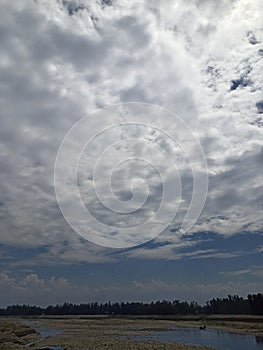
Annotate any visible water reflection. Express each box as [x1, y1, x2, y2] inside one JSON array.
[[256, 336, 263, 343], [22, 320, 64, 350], [129, 326, 263, 350]]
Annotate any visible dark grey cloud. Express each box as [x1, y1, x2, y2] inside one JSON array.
[[256, 100, 263, 114]]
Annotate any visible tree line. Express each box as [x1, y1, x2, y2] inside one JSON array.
[[0, 293, 262, 316]]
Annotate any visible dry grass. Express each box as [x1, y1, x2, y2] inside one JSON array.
[[0, 320, 40, 350], [27, 317, 215, 350]]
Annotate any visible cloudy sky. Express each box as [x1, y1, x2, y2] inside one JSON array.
[[0, 0, 263, 306]]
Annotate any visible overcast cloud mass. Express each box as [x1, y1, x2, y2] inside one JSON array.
[[0, 0, 262, 305]]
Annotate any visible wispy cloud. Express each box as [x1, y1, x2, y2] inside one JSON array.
[[220, 266, 263, 279]]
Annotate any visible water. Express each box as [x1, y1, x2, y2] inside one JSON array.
[[22, 320, 64, 349], [35, 325, 61, 338], [22, 320, 62, 337], [130, 326, 263, 350]]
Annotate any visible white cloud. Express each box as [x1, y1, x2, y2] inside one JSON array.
[[0, 273, 72, 306], [106, 278, 263, 303], [0, 0, 262, 260], [1, 272, 261, 305]]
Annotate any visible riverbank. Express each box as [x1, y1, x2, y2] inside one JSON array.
[[0, 320, 40, 350], [1, 315, 262, 349], [132, 314, 263, 337]]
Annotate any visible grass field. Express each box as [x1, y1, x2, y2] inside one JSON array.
[[0, 315, 262, 349]]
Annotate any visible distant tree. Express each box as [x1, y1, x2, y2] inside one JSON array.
[[1, 293, 263, 316]]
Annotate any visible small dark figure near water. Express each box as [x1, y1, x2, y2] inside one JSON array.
[[199, 325, 206, 330]]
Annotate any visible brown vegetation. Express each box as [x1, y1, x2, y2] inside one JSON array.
[[0, 321, 39, 349]]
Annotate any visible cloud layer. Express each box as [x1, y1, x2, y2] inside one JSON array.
[[0, 0, 262, 265]]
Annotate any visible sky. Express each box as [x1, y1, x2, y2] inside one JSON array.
[[0, 0, 262, 307]]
